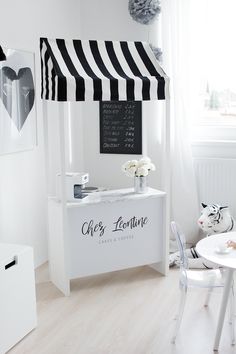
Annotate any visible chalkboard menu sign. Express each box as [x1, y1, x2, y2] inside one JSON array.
[[100, 101, 142, 154]]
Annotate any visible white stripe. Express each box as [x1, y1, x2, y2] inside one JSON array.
[[54, 75, 58, 101], [47, 57, 53, 100], [66, 42, 94, 101], [112, 41, 143, 100], [98, 41, 127, 100], [149, 77, 158, 100], [41, 42, 47, 99], [127, 42, 157, 100], [50, 40, 75, 101], [81, 40, 110, 101]]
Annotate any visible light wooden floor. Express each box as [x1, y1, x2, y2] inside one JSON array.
[[8, 264, 236, 354]]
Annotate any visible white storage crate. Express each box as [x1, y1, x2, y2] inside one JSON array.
[[0, 244, 37, 354]]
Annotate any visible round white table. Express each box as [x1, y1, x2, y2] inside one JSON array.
[[196, 232, 236, 351]]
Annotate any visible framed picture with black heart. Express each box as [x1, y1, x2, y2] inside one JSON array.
[[0, 47, 37, 154]]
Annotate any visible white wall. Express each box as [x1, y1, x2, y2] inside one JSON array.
[[0, 0, 84, 267], [192, 142, 236, 219]]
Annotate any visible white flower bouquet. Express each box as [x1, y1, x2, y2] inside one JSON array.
[[122, 156, 156, 178]]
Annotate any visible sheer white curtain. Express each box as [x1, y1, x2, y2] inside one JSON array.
[[161, 0, 200, 246]]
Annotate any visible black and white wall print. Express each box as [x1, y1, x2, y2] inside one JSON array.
[[0, 48, 36, 154]]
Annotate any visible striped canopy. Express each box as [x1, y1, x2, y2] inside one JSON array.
[[40, 38, 167, 102]]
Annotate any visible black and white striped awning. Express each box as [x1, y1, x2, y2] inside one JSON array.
[[40, 38, 167, 102]]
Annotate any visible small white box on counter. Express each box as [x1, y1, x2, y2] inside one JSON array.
[[56, 172, 89, 201]]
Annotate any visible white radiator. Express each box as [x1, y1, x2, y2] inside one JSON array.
[[194, 158, 236, 217]]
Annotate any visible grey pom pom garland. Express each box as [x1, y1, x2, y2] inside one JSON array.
[[128, 0, 161, 25]]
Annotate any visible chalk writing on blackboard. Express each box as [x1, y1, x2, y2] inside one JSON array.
[[100, 101, 142, 154]]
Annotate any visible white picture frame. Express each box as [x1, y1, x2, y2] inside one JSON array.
[[0, 48, 37, 155]]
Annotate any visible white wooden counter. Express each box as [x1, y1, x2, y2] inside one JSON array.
[[48, 188, 167, 295]]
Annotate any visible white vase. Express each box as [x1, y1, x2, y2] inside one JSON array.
[[134, 176, 148, 193]]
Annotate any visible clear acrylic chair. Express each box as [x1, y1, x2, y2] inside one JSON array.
[[170, 221, 235, 344]]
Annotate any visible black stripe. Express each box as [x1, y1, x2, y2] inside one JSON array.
[[120, 41, 150, 100], [44, 50, 50, 100], [190, 247, 196, 258], [41, 38, 67, 101], [51, 67, 56, 100], [192, 247, 199, 258], [230, 218, 234, 231], [203, 262, 212, 269], [73, 40, 102, 101], [105, 41, 134, 100], [56, 39, 85, 101], [89, 40, 119, 100], [134, 42, 165, 100], [135, 42, 162, 76], [216, 212, 221, 224]]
